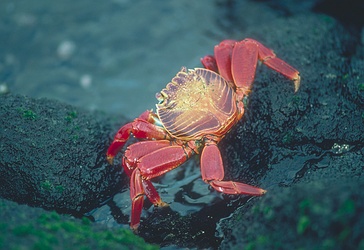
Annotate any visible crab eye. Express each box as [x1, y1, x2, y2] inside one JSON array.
[[156, 92, 165, 104]]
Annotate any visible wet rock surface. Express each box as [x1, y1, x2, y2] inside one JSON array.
[[0, 0, 363, 249]]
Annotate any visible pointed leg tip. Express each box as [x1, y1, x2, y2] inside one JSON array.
[[294, 75, 301, 93], [130, 224, 140, 233], [260, 188, 267, 195], [157, 200, 169, 208], [106, 155, 114, 165]]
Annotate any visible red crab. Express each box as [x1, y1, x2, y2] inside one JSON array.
[[107, 38, 300, 230]]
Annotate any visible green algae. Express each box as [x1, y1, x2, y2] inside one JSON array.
[[0, 200, 158, 250]]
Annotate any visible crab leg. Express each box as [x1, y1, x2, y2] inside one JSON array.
[[201, 39, 237, 83], [123, 140, 173, 176], [107, 110, 170, 164], [129, 169, 145, 230], [231, 38, 300, 95], [212, 39, 238, 82], [129, 168, 169, 230], [127, 143, 194, 229], [200, 140, 266, 195], [137, 145, 194, 179], [202, 38, 300, 95]]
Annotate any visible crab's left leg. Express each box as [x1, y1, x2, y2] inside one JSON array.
[[200, 140, 266, 195], [123, 140, 173, 176], [118, 140, 174, 230], [127, 141, 195, 229], [129, 168, 169, 230]]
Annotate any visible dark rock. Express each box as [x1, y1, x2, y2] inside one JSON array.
[[0, 94, 126, 215], [215, 2, 364, 249], [219, 8, 364, 189], [218, 179, 364, 250]]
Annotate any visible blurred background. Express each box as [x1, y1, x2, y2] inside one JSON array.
[[0, 0, 236, 118]]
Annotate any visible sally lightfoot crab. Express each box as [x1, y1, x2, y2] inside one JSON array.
[[107, 38, 300, 230]]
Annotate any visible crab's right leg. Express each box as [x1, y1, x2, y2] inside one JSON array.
[[106, 110, 171, 164]]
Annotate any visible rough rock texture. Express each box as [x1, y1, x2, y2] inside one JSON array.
[[0, 94, 126, 215], [215, 1, 364, 249], [218, 180, 364, 250], [219, 1, 364, 192]]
